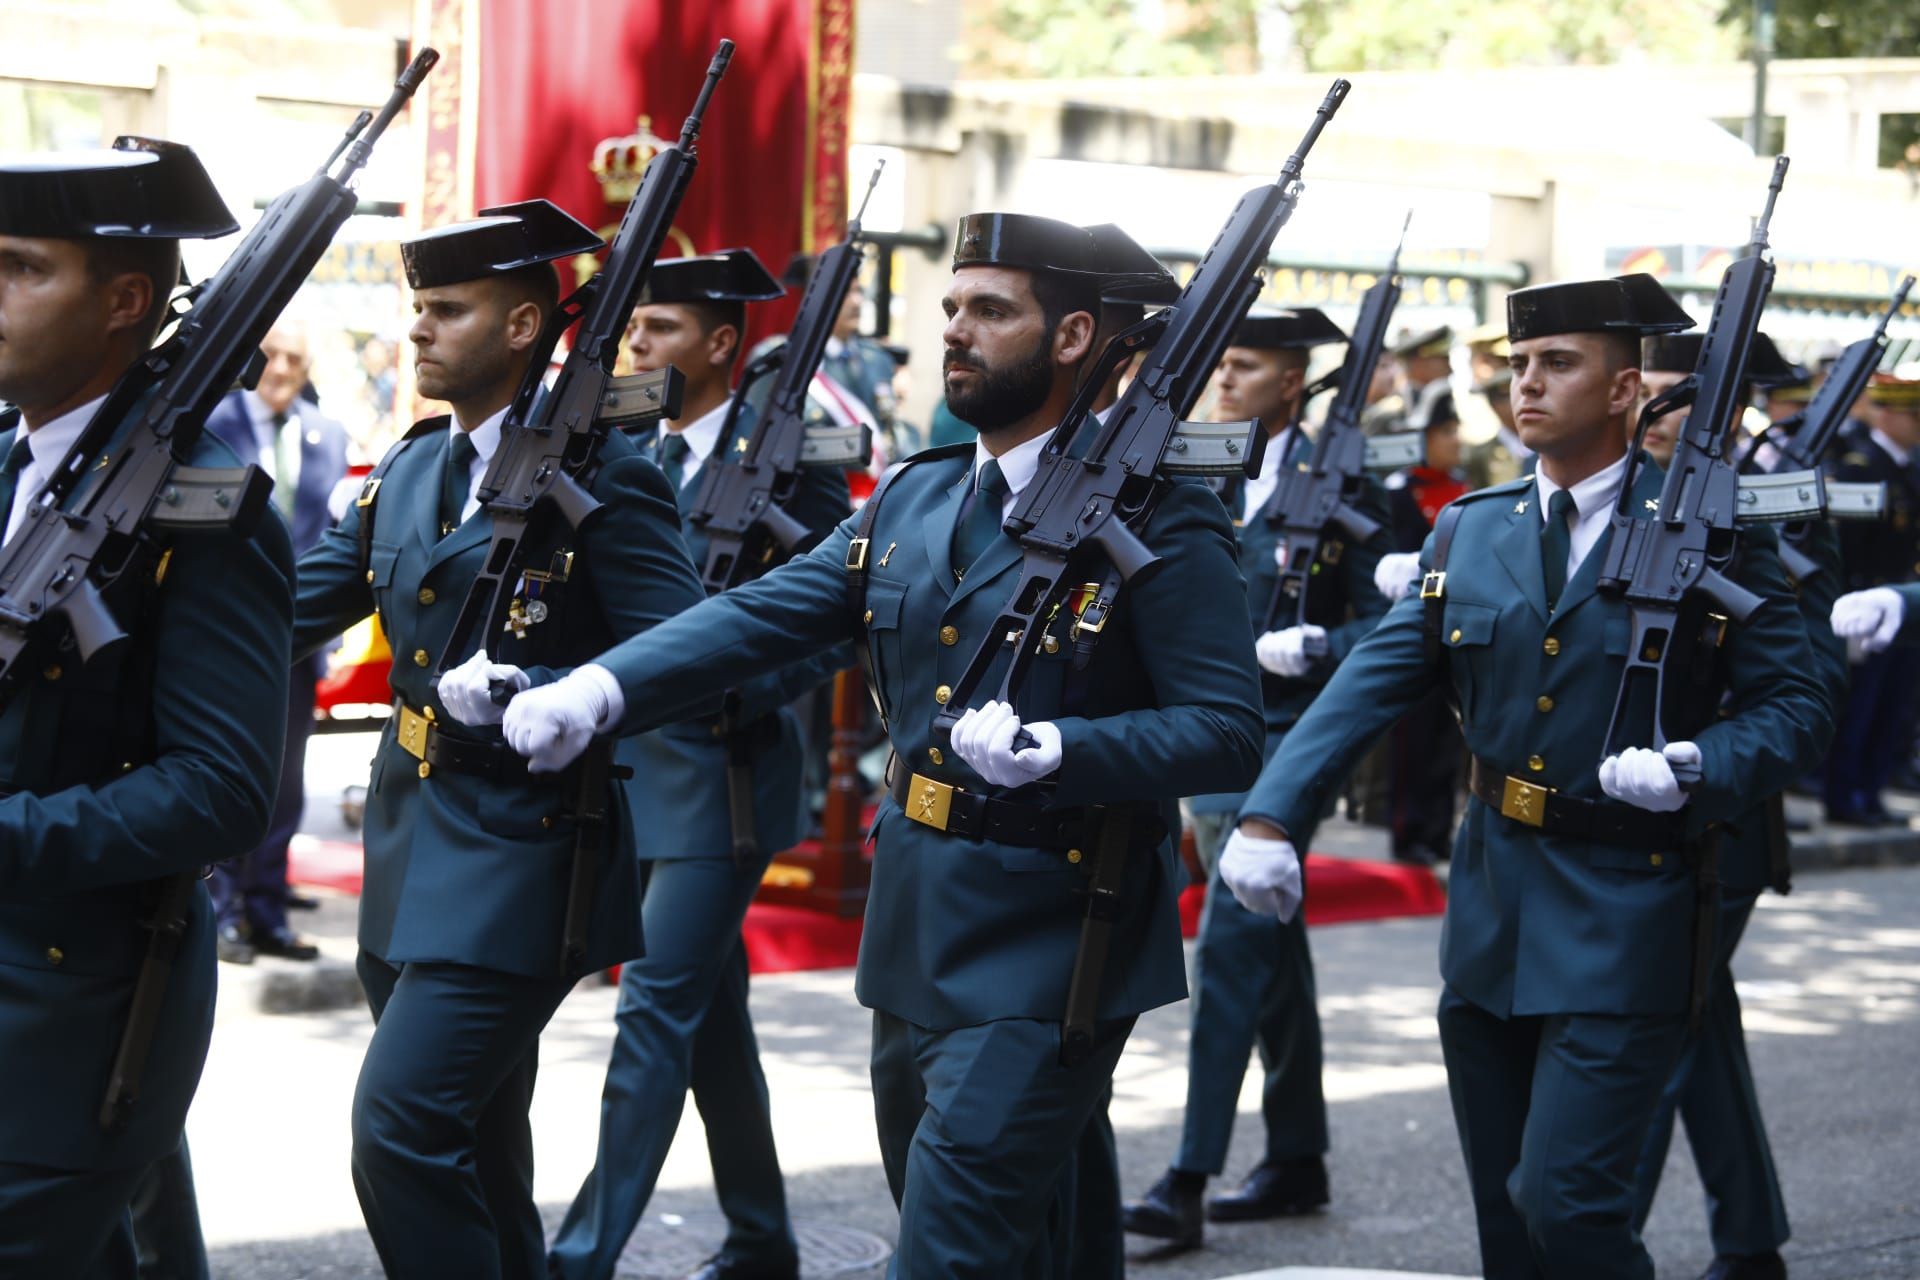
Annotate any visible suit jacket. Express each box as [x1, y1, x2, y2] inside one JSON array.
[[1188, 428, 1392, 814], [0, 421, 294, 1171], [1832, 432, 1920, 591], [202, 389, 350, 556], [292, 422, 705, 977], [618, 404, 852, 860], [1240, 464, 1831, 1018], [580, 447, 1265, 1029]]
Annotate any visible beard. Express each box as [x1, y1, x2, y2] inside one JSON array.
[[944, 333, 1053, 434]]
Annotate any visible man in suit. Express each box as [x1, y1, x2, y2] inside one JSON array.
[[201, 317, 349, 963], [1123, 306, 1387, 1249], [548, 249, 851, 1280], [463, 211, 1266, 1278], [290, 200, 708, 1278], [1218, 274, 1830, 1279], [0, 140, 294, 1277], [1823, 376, 1920, 824]]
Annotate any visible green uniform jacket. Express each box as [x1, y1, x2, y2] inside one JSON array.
[[583, 450, 1266, 1029], [0, 424, 294, 1170], [620, 406, 852, 860], [293, 422, 705, 977], [1189, 429, 1392, 814], [1241, 466, 1831, 1018]]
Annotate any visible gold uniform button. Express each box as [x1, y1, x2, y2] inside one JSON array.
[[1450, 628, 1462, 644], [1543, 637, 1561, 656], [927, 747, 945, 766], [940, 625, 959, 646], [1650, 853, 1665, 867], [418, 588, 436, 606], [1042, 634, 1061, 655], [541, 815, 554, 829], [413, 649, 430, 668], [934, 685, 951, 705], [863, 609, 874, 625], [417, 762, 432, 779], [1527, 754, 1545, 772], [366, 570, 376, 584], [1536, 696, 1554, 712], [44, 947, 63, 966], [42, 665, 61, 681], [1067, 848, 1083, 865]]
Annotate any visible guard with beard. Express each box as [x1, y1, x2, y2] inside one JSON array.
[[0, 140, 294, 1276], [1123, 306, 1383, 1250], [1216, 274, 1829, 1279], [290, 201, 708, 1277], [458, 211, 1264, 1278]]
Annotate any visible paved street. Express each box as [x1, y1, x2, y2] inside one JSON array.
[[190, 843, 1920, 1278]]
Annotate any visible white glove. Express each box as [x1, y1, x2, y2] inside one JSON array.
[[437, 649, 529, 727], [948, 700, 1062, 789], [500, 665, 622, 774], [1830, 587, 1904, 659], [1254, 625, 1326, 678], [1219, 827, 1304, 921], [1374, 551, 1422, 602], [1597, 741, 1700, 813]]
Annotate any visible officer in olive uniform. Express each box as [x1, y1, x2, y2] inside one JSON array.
[[0, 142, 295, 1276], [1123, 306, 1384, 1249], [1218, 274, 1830, 1279], [289, 202, 708, 1278], [1824, 376, 1920, 824], [550, 249, 852, 1280], [1626, 328, 1839, 1280], [469, 212, 1265, 1278]]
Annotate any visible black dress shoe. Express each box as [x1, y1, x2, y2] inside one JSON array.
[[682, 1255, 799, 1280], [1120, 1169, 1203, 1248], [1698, 1251, 1786, 1280], [1205, 1156, 1329, 1221], [285, 891, 321, 912], [251, 926, 319, 962], [216, 923, 255, 966]]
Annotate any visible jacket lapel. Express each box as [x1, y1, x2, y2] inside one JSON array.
[[1490, 478, 1549, 623], [950, 527, 1022, 609], [919, 463, 971, 598], [414, 430, 452, 553], [1553, 459, 1662, 622], [424, 508, 495, 575]]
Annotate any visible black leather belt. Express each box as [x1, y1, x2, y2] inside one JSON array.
[[394, 701, 535, 785], [1469, 756, 1685, 850], [886, 758, 1163, 853]]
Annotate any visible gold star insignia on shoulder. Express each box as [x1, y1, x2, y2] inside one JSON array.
[[1514, 499, 1529, 514], [1644, 499, 1659, 511]]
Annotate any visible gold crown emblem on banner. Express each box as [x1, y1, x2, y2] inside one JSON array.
[[591, 116, 670, 205]]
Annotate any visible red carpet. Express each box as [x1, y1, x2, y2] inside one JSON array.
[[290, 838, 1444, 976]]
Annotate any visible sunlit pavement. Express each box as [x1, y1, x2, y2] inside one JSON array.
[[189, 841, 1920, 1278]]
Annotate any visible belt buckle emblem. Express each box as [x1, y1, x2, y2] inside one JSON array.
[[907, 773, 955, 832], [1500, 775, 1547, 828], [396, 705, 431, 761]]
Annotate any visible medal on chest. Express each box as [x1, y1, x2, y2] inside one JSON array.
[[505, 550, 573, 639]]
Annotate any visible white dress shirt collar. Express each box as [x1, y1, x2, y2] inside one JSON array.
[[1871, 427, 1912, 468], [1533, 450, 1630, 579], [659, 396, 732, 472], [6, 394, 106, 543], [1240, 423, 1297, 520], [972, 428, 1052, 517], [450, 406, 509, 523]]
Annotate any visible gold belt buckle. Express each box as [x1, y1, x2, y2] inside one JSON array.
[[1419, 570, 1447, 600], [904, 772, 956, 832], [395, 703, 433, 762], [1499, 774, 1548, 828]]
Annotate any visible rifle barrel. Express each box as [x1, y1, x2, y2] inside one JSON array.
[[680, 39, 736, 147], [1279, 79, 1349, 181]]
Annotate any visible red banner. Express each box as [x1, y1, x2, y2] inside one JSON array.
[[412, 0, 853, 346]]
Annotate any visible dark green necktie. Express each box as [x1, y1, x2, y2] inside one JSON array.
[[1541, 487, 1576, 610], [657, 431, 691, 491], [439, 431, 477, 536], [0, 434, 32, 534], [951, 458, 1008, 581]]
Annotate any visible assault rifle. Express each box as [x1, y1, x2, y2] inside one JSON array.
[[0, 53, 439, 1133], [1262, 216, 1410, 641], [441, 40, 732, 974], [685, 160, 884, 593], [1737, 275, 1914, 581], [0, 51, 436, 713], [1595, 156, 1789, 777], [910, 81, 1348, 1068], [437, 40, 733, 676]]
